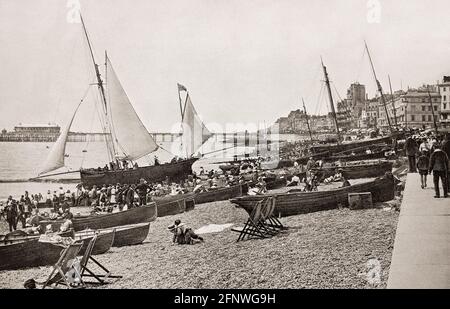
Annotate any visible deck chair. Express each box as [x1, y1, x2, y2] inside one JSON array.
[[79, 233, 122, 285], [232, 199, 270, 242], [261, 197, 285, 232], [41, 242, 85, 289]]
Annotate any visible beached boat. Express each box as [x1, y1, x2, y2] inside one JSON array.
[[313, 160, 393, 179], [194, 183, 248, 205], [0, 238, 72, 270], [75, 223, 150, 247], [38, 202, 157, 232], [76, 229, 115, 256], [309, 135, 394, 154], [323, 150, 387, 162], [154, 194, 195, 217], [230, 173, 395, 217], [0, 230, 114, 270]]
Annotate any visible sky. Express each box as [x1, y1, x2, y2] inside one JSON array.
[[1, 0, 449, 133]]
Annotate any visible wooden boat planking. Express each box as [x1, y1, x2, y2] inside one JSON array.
[[153, 194, 195, 217], [38, 202, 157, 232], [312, 161, 393, 180], [230, 174, 395, 217], [194, 183, 248, 205], [75, 223, 150, 247], [80, 157, 199, 187], [0, 230, 114, 270]]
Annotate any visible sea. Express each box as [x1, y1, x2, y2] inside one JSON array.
[[0, 134, 305, 200]]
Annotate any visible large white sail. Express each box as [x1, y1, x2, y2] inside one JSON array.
[[39, 102, 81, 175], [106, 56, 159, 160], [181, 93, 212, 157]]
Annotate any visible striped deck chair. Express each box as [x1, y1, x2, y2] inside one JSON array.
[[232, 199, 269, 242], [79, 233, 122, 285], [260, 197, 285, 233], [41, 242, 85, 289]]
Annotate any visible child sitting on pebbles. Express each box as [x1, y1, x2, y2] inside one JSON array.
[[168, 219, 204, 245]]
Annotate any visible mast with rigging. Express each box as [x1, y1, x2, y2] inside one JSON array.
[[80, 14, 116, 161], [302, 97, 313, 142], [321, 57, 341, 142], [388, 75, 398, 128], [364, 41, 393, 133]]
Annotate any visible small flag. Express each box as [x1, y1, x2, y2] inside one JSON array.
[[177, 83, 187, 92]]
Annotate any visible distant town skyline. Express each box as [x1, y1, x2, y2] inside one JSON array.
[[1, 0, 449, 133]]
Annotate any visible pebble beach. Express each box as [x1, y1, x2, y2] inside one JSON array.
[[0, 198, 400, 289]]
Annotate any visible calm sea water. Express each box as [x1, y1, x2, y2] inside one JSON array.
[[0, 134, 304, 200]]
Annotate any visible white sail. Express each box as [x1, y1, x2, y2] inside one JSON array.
[[39, 102, 81, 175], [181, 93, 213, 157], [106, 56, 159, 160]]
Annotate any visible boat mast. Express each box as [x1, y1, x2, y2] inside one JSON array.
[[321, 57, 341, 142], [388, 75, 398, 128], [427, 86, 439, 135], [302, 97, 313, 142], [80, 14, 116, 161], [364, 41, 393, 133]]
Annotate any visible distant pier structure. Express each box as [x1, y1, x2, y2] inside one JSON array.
[[0, 124, 276, 145]]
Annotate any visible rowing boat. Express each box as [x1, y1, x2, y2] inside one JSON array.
[[230, 173, 395, 217], [154, 194, 195, 217], [309, 135, 394, 154], [39, 202, 157, 232], [75, 223, 150, 247], [0, 230, 114, 271], [194, 183, 248, 204], [313, 160, 393, 179]]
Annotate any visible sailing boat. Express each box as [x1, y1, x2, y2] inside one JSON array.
[[38, 15, 200, 186], [309, 56, 395, 155]]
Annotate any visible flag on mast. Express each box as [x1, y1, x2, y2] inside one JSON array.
[[177, 83, 187, 92]]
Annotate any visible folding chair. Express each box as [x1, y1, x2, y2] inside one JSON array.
[[79, 233, 122, 285], [232, 199, 270, 242], [261, 197, 285, 232], [41, 242, 85, 289]]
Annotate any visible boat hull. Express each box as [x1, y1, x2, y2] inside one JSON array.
[[313, 161, 393, 179], [309, 136, 393, 154], [154, 194, 195, 217], [80, 158, 199, 187], [76, 223, 150, 247], [0, 239, 67, 270], [76, 230, 115, 256], [231, 174, 395, 217], [194, 183, 248, 205], [39, 202, 157, 232]]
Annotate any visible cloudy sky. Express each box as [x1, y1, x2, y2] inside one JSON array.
[[0, 0, 449, 132]]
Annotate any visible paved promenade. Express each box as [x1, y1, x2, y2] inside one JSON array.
[[387, 173, 449, 288]]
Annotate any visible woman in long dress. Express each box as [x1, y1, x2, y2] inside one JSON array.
[[110, 186, 117, 204]]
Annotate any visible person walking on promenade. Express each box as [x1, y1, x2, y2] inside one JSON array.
[[405, 135, 418, 172], [417, 150, 430, 189], [429, 145, 449, 198], [441, 133, 450, 191]]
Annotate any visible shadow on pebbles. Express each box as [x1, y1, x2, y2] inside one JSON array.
[[0, 200, 399, 289]]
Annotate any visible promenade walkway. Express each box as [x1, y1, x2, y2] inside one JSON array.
[[387, 173, 449, 288]]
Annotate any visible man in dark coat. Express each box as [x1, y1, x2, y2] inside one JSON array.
[[405, 136, 418, 172], [429, 145, 449, 198], [5, 198, 18, 232], [136, 179, 151, 205], [441, 134, 450, 191]]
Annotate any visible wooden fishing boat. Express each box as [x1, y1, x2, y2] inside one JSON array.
[[80, 158, 198, 187], [194, 183, 248, 205], [313, 161, 393, 179], [38, 202, 157, 232], [230, 173, 395, 217], [0, 238, 73, 270], [0, 230, 114, 270], [323, 150, 387, 162], [309, 135, 394, 154], [75, 223, 150, 247], [153, 194, 195, 217], [36, 17, 210, 188]]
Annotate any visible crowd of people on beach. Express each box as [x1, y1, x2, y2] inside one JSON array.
[[405, 132, 450, 198]]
